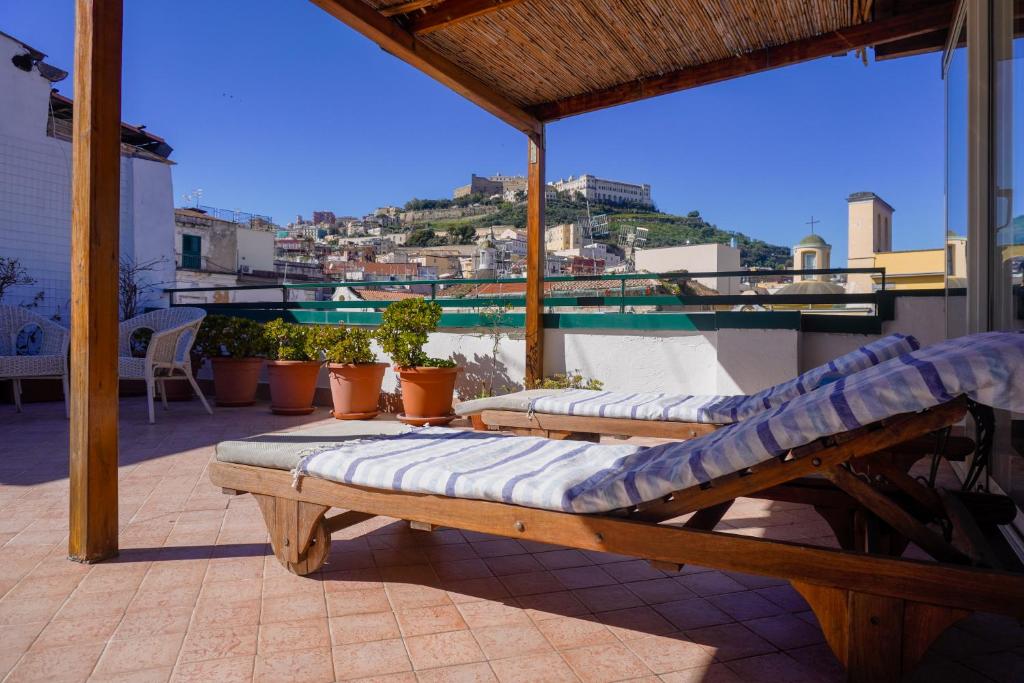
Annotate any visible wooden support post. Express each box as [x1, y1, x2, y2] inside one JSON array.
[[524, 126, 545, 386], [254, 494, 331, 575], [793, 581, 968, 682], [68, 0, 123, 563]]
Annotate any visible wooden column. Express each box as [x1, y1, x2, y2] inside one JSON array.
[[69, 0, 123, 563], [524, 126, 545, 386]]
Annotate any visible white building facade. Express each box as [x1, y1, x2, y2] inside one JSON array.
[[0, 33, 176, 320], [634, 243, 742, 294], [550, 174, 653, 207]]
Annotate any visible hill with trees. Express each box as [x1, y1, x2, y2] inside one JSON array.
[[402, 195, 791, 270]]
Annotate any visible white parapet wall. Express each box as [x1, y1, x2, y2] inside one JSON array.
[[800, 294, 948, 372], [197, 292, 950, 407], [241, 325, 801, 402]]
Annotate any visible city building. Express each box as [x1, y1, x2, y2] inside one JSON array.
[[496, 228, 527, 257], [565, 255, 605, 275], [550, 174, 653, 207], [845, 192, 968, 292], [0, 32, 176, 318], [324, 260, 429, 282], [545, 223, 586, 251], [173, 207, 277, 303], [634, 243, 742, 294], [311, 210, 336, 226], [553, 242, 621, 270], [453, 173, 526, 198], [274, 259, 323, 284]]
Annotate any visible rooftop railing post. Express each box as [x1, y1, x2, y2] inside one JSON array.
[[430, 283, 437, 300], [619, 277, 626, 314]]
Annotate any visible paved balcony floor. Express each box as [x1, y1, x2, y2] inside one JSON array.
[[0, 397, 1022, 682]]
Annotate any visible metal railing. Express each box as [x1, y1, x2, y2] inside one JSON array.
[[179, 253, 202, 270], [165, 267, 887, 317]]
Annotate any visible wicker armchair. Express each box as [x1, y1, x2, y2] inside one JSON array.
[[0, 305, 70, 417], [118, 307, 213, 423]]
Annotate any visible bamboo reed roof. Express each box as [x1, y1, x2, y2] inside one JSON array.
[[317, 0, 953, 130], [373, 0, 854, 108]]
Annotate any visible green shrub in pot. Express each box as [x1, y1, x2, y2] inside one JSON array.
[[262, 319, 323, 415], [374, 298, 458, 425], [193, 315, 269, 407], [320, 326, 387, 420]]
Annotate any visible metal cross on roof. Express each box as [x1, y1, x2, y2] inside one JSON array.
[[806, 216, 820, 233]]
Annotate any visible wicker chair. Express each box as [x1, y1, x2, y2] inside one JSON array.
[[0, 305, 70, 417], [119, 307, 213, 424]]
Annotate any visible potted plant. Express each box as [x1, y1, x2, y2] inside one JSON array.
[[527, 371, 604, 391], [194, 315, 268, 407], [263, 319, 322, 415], [321, 326, 387, 420], [375, 298, 459, 426]]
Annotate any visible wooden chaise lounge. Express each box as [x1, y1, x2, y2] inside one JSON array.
[[210, 398, 1024, 682], [458, 333, 925, 442], [211, 332, 1024, 681]]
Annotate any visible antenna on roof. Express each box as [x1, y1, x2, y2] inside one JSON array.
[[617, 222, 648, 272], [181, 188, 203, 208]]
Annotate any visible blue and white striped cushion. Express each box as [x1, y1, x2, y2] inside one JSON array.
[[297, 332, 1024, 514], [528, 333, 920, 423]]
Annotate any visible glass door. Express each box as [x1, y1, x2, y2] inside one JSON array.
[[944, 5, 968, 338], [989, 0, 1024, 510]]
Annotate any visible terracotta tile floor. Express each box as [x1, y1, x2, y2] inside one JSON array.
[[1, 398, 1023, 682]]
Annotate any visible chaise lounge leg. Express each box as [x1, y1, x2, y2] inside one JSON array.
[[792, 581, 968, 682], [253, 494, 331, 575]]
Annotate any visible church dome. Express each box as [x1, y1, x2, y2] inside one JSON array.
[[775, 280, 845, 296], [796, 233, 828, 248]]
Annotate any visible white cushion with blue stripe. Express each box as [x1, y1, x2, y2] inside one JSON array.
[[526, 333, 920, 424], [296, 332, 1024, 513]]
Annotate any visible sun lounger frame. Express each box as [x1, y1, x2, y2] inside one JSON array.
[[208, 397, 1024, 682]]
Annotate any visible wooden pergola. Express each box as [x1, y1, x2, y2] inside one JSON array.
[[68, 0, 954, 560]]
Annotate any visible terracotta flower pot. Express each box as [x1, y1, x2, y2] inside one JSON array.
[[266, 360, 321, 415], [327, 362, 387, 420], [211, 357, 264, 407], [396, 366, 460, 426]]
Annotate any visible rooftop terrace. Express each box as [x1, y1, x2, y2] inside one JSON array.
[[1, 398, 1020, 682]]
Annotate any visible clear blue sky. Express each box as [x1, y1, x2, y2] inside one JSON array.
[[1, 0, 946, 263]]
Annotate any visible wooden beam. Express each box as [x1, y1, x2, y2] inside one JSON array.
[[407, 0, 526, 35], [69, 0, 123, 563], [309, 0, 541, 135], [874, 28, 948, 60], [380, 0, 443, 17], [524, 127, 545, 386], [530, 2, 955, 121], [825, 465, 969, 565]]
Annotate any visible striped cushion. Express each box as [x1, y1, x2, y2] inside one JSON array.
[[296, 332, 1024, 513], [527, 333, 920, 423]]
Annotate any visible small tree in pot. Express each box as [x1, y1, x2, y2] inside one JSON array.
[[321, 326, 387, 420], [194, 315, 269, 406], [263, 319, 324, 415], [374, 298, 459, 426]]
